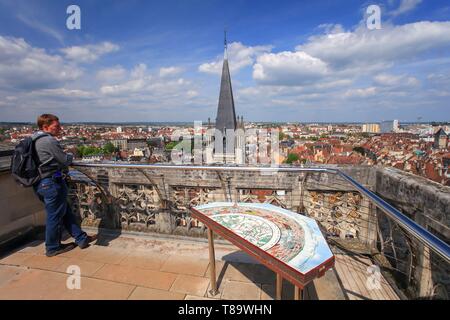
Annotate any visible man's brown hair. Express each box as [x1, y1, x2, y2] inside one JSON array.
[[37, 114, 59, 130]]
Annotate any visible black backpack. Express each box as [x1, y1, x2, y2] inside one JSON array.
[[10, 134, 47, 187]]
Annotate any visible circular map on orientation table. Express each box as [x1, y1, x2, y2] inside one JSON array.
[[197, 203, 306, 263], [193, 202, 334, 274], [211, 214, 281, 250]]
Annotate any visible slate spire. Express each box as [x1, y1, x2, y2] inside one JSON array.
[[215, 30, 237, 133]]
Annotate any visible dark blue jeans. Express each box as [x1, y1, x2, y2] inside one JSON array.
[[33, 177, 87, 254]]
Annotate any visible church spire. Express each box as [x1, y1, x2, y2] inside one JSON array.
[[224, 28, 228, 60], [215, 29, 237, 134]]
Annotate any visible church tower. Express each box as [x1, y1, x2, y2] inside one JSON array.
[[213, 30, 244, 164]]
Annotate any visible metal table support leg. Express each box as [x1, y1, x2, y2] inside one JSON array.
[[208, 227, 219, 296], [294, 286, 303, 300], [276, 273, 283, 300]]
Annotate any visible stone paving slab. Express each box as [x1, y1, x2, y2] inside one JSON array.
[[119, 251, 169, 271], [185, 295, 217, 300], [129, 287, 186, 300], [21, 254, 69, 272], [0, 252, 33, 266], [82, 246, 129, 265], [0, 265, 27, 287], [220, 279, 262, 300], [0, 233, 353, 300], [160, 255, 210, 277], [55, 258, 105, 277], [170, 274, 210, 296], [93, 264, 178, 290], [0, 265, 135, 300]]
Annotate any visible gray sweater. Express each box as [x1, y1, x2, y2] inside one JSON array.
[[32, 131, 73, 179]]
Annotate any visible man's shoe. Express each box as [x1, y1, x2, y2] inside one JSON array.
[[46, 243, 76, 257], [78, 235, 97, 249]]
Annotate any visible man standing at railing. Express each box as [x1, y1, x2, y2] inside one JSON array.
[[32, 114, 96, 257]]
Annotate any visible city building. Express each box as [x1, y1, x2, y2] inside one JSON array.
[[127, 138, 147, 151], [434, 128, 449, 149], [381, 120, 399, 133], [362, 123, 380, 133], [111, 139, 128, 151]]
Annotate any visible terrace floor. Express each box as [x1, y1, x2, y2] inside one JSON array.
[[0, 231, 400, 300]]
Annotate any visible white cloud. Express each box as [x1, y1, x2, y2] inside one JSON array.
[[61, 42, 119, 63], [130, 63, 148, 79], [186, 90, 198, 98], [253, 51, 328, 86], [0, 35, 82, 90], [159, 66, 183, 77], [99, 63, 195, 100], [250, 21, 450, 88], [373, 73, 420, 87], [100, 64, 149, 95], [17, 14, 64, 44], [96, 66, 127, 83], [317, 23, 345, 34], [297, 21, 450, 69], [29, 88, 95, 99], [344, 87, 378, 98], [101, 79, 146, 95], [199, 42, 272, 74], [390, 0, 422, 17]]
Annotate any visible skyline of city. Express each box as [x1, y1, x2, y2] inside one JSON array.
[[0, 0, 449, 122]]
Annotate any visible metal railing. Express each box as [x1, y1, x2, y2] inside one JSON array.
[[72, 162, 450, 264]]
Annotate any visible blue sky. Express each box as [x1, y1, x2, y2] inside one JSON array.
[[0, 0, 449, 122]]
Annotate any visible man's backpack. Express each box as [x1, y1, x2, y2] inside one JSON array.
[[10, 134, 47, 187]]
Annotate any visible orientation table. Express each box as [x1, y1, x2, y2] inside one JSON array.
[[191, 202, 335, 300]]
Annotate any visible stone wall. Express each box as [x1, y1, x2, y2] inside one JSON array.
[[0, 171, 46, 245], [375, 167, 450, 299], [69, 166, 377, 241]]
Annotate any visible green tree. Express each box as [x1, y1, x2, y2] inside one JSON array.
[[284, 153, 299, 164], [165, 141, 178, 150], [103, 142, 117, 154], [77, 145, 103, 157], [353, 146, 365, 155]]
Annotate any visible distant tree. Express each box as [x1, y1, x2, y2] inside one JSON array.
[[279, 131, 286, 141], [353, 146, 366, 155], [360, 132, 370, 138], [103, 142, 117, 154], [165, 141, 179, 150], [285, 153, 299, 164], [77, 145, 103, 157]]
